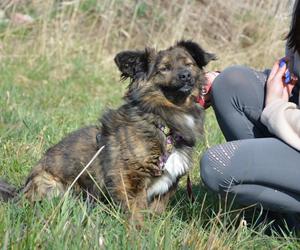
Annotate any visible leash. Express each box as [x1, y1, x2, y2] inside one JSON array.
[[186, 174, 195, 203]]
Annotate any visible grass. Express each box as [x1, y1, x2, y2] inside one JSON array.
[[0, 0, 299, 249]]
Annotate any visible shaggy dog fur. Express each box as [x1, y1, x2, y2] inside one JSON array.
[[0, 41, 215, 221]]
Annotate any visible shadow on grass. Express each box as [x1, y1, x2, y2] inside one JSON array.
[[168, 181, 300, 239], [168, 181, 221, 222]]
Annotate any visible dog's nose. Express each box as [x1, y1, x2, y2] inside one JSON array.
[[178, 70, 192, 82]]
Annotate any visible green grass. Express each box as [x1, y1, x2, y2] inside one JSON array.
[[1, 54, 299, 249], [0, 0, 299, 248]]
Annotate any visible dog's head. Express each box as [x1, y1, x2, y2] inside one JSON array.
[[115, 40, 216, 105]]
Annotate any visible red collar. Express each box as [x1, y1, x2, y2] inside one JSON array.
[[196, 95, 205, 108]]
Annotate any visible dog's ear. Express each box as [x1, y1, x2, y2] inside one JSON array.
[[114, 48, 155, 81], [177, 40, 217, 68]]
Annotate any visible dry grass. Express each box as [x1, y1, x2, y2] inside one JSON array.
[[0, 0, 291, 70]]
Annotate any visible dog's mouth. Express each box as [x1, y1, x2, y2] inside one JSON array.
[[160, 79, 195, 104], [178, 84, 193, 94], [162, 79, 195, 94]]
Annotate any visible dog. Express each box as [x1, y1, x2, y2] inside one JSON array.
[[0, 40, 215, 221]]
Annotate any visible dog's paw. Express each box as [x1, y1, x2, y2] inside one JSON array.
[[150, 165, 164, 177], [152, 169, 163, 177]]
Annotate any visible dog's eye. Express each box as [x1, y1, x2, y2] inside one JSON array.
[[160, 65, 172, 72], [185, 63, 194, 67], [128, 58, 135, 63]]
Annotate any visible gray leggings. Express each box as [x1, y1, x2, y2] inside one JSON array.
[[200, 65, 300, 213]]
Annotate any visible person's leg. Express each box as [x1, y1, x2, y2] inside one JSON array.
[[211, 65, 272, 141], [202, 65, 300, 230], [201, 138, 300, 213]]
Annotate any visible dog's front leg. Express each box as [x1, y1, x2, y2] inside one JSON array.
[[148, 183, 177, 214], [127, 189, 149, 228], [159, 109, 200, 147], [110, 174, 148, 228]]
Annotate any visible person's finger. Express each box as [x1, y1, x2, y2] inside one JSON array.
[[290, 78, 298, 86], [273, 61, 287, 81], [286, 77, 298, 96], [291, 75, 298, 85], [283, 86, 290, 100], [268, 60, 280, 80], [287, 85, 294, 96]]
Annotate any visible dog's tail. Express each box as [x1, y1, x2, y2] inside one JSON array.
[[0, 179, 18, 202]]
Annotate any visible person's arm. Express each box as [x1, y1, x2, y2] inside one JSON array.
[[261, 99, 300, 150], [261, 60, 300, 150]]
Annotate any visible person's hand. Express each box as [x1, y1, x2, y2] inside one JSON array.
[[201, 71, 220, 109], [265, 60, 298, 107]]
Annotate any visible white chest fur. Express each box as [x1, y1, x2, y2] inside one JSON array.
[[184, 114, 195, 129], [146, 149, 191, 201]]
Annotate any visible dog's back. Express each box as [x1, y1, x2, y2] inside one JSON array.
[[22, 125, 104, 201]]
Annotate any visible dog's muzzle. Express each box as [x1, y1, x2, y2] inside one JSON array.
[[177, 69, 194, 94]]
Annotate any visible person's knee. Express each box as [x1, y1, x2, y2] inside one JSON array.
[[200, 148, 222, 193], [211, 65, 251, 102]]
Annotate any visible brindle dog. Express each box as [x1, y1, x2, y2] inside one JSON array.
[[0, 41, 215, 220]]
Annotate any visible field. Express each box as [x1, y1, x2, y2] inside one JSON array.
[[0, 0, 298, 249]]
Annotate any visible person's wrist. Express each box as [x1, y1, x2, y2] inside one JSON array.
[[265, 98, 285, 108]]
